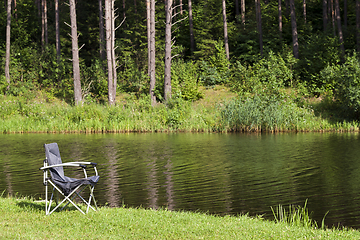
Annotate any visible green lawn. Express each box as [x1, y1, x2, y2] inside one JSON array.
[[1, 197, 360, 239]]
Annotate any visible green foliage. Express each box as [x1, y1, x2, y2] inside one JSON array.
[[171, 60, 203, 101], [320, 53, 360, 119], [196, 40, 230, 86], [230, 51, 294, 99], [297, 34, 340, 95]]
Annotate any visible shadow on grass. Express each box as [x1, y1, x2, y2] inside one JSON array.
[[309, 97, 359, 124], [16, 200, 81, 213]]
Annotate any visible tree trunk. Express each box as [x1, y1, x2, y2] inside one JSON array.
[[357, 0, 360, 52], [111, 0, 117, 91], [99, 0, 105, 60], [69, 0, 82, 104], [188, 0, 195, 53], [331, 0, 336, 36], [164, 0, 173, 102], [255, 0, 263, 56], [241, 0, 245, 27], [105, 0, 115, 105], [323, 0, 327, 32], [55, 0, 60, 61], [335, 0, 345, 60], [148, 0, 156, 106], [303, 0, 306, 24], [147, 0, 150, 76], [222, 0, 229, 60], [5, 0, 11, 90], [41, 0, 48, 49], [290, 0, 299, 59], [279, 0, 282, 39]]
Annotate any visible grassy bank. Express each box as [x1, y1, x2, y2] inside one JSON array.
[[1, 87, 360, 133], [1, 197, 359, 239]]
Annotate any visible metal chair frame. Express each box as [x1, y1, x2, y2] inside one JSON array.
[[40, 160, 99, 215]]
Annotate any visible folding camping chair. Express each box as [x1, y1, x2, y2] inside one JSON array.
[[39, 143, 100, 215]]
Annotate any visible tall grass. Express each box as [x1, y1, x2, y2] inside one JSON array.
[[271, 200, 328, 229], [0, 96, 217, 133], [1, 93, 360, 133], [220, 95, 317, 132]]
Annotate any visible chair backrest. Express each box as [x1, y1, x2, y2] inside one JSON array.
[[44, 143, 65, 180]]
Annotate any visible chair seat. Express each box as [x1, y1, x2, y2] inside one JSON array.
[[53, 175, 100, 196]]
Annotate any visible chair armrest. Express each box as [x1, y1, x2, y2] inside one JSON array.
[[40, 163, 85, 170], [66, 162, 97, 166], [40, 162, 97, 170]]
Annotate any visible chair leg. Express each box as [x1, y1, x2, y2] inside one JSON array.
[[45, 181, 97, 215]]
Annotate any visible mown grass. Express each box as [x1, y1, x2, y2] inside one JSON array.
[[1, 197, 359, 239], [1, 87, 360, 133]]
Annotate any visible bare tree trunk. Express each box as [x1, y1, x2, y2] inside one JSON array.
[[222, 0, 229, 60], [241, 0, 245, 27], [279, 0, 282, 39], [44, 0, 48, 45], [99, 0, 105, 60], [357, 0, 360, 52], [147, 0, 150, 76], [164, 0, 173, 102], [111, 0, 117, 92], [331, 0, 336, 36], [5, 0, 11, 90], [41, 0, 44, 48], [55, 0, 60, 61], [188, 0, 195, 53], [148, 0, 156, 106], [335, 0, 345, 60], [41, 0, 48, 49], [303, 0, 306, 24], [69, 0, 82, 104], [105, 0, 115, 105], [323, 0, 327, 32], [255, 0, 263, 56], [290, 0, 299, 58]]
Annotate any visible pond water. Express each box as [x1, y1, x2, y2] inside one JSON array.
[[1, 132, 360, 228]]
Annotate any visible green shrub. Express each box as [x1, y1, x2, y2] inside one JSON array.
[[171, 60, 203, 101], [230, 51, 294, 100], [320, 53, 360, 118]]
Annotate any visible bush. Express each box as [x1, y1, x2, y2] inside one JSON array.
[[171, 60, 203, 101], [230, 51, 294, 100], [320, 53, 360, 118]]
